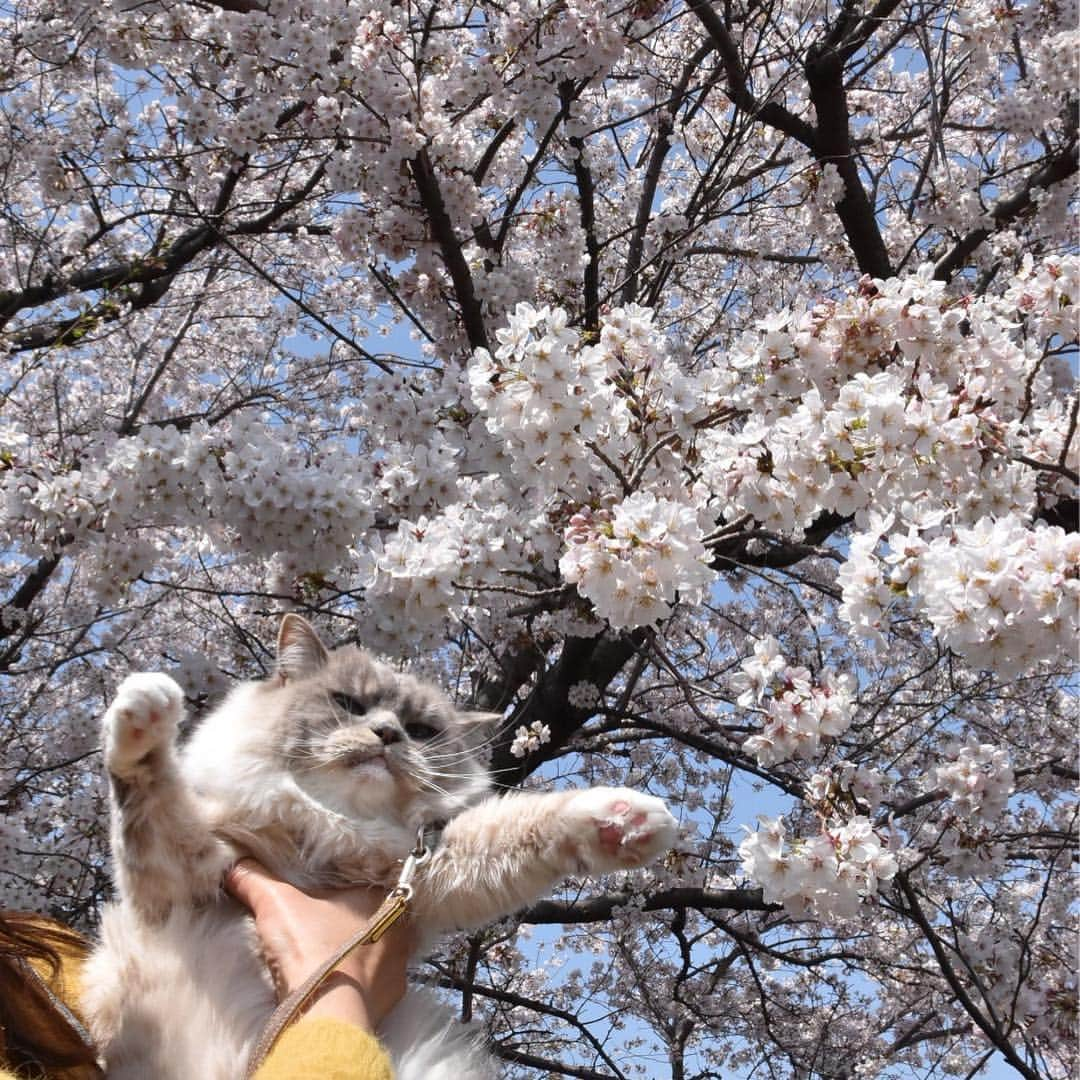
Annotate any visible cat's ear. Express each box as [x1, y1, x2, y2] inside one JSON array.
[[276, 614, 329, 681]]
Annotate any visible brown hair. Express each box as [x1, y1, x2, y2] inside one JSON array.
[[0, 912, 101, 1076]]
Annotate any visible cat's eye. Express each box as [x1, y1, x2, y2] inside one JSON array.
[[332, 692, 367, 717], [404, 720, 440, 741]]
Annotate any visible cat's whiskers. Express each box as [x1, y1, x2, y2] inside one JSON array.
[[414, 776, 474, 802], [291, 760, 334, 775], [284, 751, 323, 769], [285, 743, 336, 768], [414, 773, 454, 796], [422, 750, 487, 766], [419, 767, 484, 783], [416, 749, 480, 766], [419, 766, 517, 793], [423, 727, 509, 762]]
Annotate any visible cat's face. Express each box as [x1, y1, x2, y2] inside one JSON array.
[[184, 615, 496, 847], [274, 617, 494, 824]]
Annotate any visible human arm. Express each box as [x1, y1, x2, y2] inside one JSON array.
[[225, 859, 416, 1080]]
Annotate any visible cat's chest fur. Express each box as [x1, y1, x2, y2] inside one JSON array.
[[210, 812, 414, 892]]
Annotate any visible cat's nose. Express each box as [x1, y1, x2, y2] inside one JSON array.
[[371, 720, 403, 746]]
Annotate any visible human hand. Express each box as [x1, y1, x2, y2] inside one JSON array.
[[225, 858, 416, 1031]]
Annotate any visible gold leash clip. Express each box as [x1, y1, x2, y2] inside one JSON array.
[[365, 891, 410, 943], [364, 824, 431, 941], [389, 824, 431, 902]]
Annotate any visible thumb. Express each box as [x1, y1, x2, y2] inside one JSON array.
[[224, 857, 276, 913]]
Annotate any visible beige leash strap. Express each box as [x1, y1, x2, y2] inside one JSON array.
[[21, 959, 104, 1075], [243, 828, 430, 1079]]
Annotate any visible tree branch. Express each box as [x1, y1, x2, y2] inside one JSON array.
[[805, 42, 893, 278], [496, 1047, 617, 1080], [686, 0, 817, 147], [895, 872, 1041, 1080], [409, 149, 490, 351], [520, 886, 777, 925], [620, 44, 714, 304], [560, 80, 601, 332], [933, 135, 1080, 282], [488, 631, 643, 786]]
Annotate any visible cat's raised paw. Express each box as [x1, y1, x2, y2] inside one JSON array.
[[103, 673, 184, 775], [567, 788, 678, 872]]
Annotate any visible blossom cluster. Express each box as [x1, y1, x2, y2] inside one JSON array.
[[739, 815, 900, 919], [0, 804, 98, 913], [899, 519, 1077, 674], [468, 302, 720, 499], [464, 302, 725, 630], [2, 417, 378, 601], [932, 742, 1016, 822], [558, 492, 714, 629], [734, 637, 857, 767], [696, 261, 1078, 674], [957, 905, 1076, 1042], [805, 763, 888, 813], [468, 303, 611, 496], [364, 486, 524, 649], [843, 514, 1079, 675], [708, 261, 1076, 496], [934, 827, 1007, 880], [371, 438, 462, 516], [509, 720, 552, 759], [567, 680, 602, 710], [1002, 253, 1079, 341]]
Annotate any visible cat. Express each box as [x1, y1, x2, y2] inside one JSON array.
[[80, 614, 678, 1080]]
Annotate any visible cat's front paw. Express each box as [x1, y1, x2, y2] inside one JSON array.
[[103, 673, 184, 775], [565, 787, 677, 873]]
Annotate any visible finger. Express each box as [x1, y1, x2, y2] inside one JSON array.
[[224, 857, 276, 910]]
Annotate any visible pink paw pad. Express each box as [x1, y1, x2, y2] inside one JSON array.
[[105, 673, 184, 772], [126, 720, 149, 740], [121, 707, 160, 740], [597, 802, 652, 856], [568, 787, 677, 872]]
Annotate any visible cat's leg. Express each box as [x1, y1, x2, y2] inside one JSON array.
[[103, 673, 227, 923], [412, 787, 677, 931]]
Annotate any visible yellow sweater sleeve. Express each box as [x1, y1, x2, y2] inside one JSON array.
[[253, 1018, 395, 1080]]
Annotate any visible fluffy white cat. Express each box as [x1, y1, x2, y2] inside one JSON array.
[[81, 614, 678, 1079]]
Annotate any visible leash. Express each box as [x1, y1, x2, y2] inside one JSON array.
[[20, 959, 104, 1076], [243, 826, 431, 1079]]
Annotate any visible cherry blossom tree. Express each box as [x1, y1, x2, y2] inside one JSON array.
[[1, 0, 1077, 1076]]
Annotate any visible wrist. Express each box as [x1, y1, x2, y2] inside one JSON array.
[[301, 971, 375, 1031]]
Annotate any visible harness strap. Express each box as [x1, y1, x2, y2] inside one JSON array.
[[243, 828, 430, 1079]]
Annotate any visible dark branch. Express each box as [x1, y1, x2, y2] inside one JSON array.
[[709, 511, 850, 571], [489, 631, 643, 787], [496, 1046, 617, 1080], [686, 0, 817, 147], [805, 43, 893, 278], [895, 872, 1042, 1080], [520, 886, 777, 925], [560, 80, 601, 332], [409, 149, 490, 352]]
